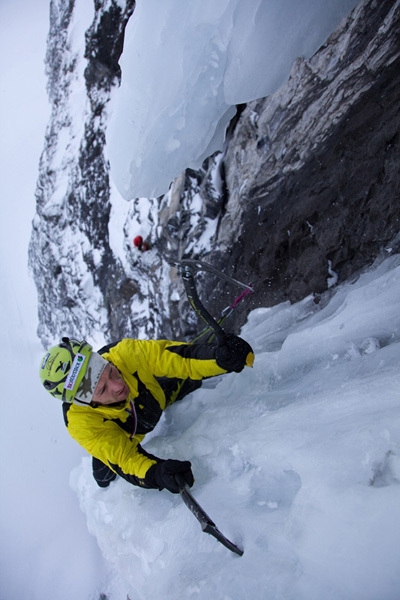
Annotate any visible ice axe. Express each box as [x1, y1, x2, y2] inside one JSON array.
[[177, 259, 253, 344], [176, 260, 250, 556], [176, 474, 244, 556]]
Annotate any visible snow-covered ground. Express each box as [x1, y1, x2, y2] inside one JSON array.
[[73, 252, 400, 600]]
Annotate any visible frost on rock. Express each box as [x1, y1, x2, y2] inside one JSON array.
[[29, 0, 136, 347]]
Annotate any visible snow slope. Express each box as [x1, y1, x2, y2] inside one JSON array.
[[72, 252, 400, 600]]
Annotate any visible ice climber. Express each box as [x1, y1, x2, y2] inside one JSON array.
[[39, 334, 254, 493], [133, 235, 150, 251]]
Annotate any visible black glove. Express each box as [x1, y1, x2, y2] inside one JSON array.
[[149, 459, 194, 494], [215, 334, 254, 373]]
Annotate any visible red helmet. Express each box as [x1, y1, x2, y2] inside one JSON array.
[[133, 235, 143, 247]]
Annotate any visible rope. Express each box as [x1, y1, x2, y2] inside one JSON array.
[[129, 398, 138, 440]]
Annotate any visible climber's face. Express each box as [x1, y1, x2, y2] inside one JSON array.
[[92, 363, 130, 405]]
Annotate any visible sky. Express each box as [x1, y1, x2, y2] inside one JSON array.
[[0, 3, 111, 599], [0, 0, 49, 293]]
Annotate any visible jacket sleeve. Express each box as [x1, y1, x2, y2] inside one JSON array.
[[110, 338, 229, 381], [65, 404, 163, 489]]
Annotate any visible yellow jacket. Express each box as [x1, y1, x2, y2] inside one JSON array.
[[63, 338, 229, 488]]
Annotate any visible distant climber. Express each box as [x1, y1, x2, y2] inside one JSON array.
[[133, 235, 150, 251]]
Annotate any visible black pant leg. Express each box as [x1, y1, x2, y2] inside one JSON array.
[[92, 456, 117, 488]]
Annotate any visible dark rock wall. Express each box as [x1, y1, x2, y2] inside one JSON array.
[[199, 0, 400, 333]]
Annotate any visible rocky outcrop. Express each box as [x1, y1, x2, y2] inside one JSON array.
[[200, 0, 400, 332], [29, 0, 400, 346], [29, 0, 136, 346]]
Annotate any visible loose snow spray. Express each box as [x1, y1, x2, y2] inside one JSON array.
[[72, 254, 400, 600]]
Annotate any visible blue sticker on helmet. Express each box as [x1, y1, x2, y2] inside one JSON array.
[[41, 353, 50, 370]]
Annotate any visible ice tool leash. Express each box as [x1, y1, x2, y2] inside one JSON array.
[[177, 258, 253, 344]]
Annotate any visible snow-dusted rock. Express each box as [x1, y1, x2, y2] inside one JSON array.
[[29, 0, 400, 348]]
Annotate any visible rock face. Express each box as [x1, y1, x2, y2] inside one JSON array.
[[29, 0, 400, 347], [29, 0, 136, 346], [202, 0, 400, 332], [207, 0, 400, 332]]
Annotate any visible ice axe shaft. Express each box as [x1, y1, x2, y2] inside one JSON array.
[[179, 263, 227, 345], [176, 475, 243, 556]]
